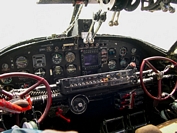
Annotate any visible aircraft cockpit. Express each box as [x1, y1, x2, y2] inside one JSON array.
[[0, 0, 177, 133]]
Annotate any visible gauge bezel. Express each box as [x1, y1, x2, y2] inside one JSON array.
[[108, 59, 117, 69], [52, 53, 62, 64], [16, 56, 28, 68], [119, 47, 127, 56]]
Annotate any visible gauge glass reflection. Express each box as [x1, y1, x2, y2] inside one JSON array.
[[16, 56, 28, 68], [65, 52, 75, 63]]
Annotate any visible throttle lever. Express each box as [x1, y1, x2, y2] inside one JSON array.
[[160, 1, 175, 13], [109, 11, 120, 26], [113, 11, 120, 26], [83, 9, 102, 44], [88, 11, 107, 43], [109, 11, 116, 26]]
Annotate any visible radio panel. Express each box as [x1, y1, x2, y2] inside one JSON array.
[[59, 69, 136, 94]]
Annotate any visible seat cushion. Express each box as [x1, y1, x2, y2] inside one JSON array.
[[135, 124, 162, 133]]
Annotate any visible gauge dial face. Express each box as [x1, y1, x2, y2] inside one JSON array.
[[53, 66, 63, 75], [16, 56, 28, 68], [131, 48, 137, 54], [34, 68, 45, 77], [65, 52, 75, 63], [108, 60, 116, 69], [119, 47, 127, 56], [2, 63, 9, 71], [66, 64, 77, 74], [52, 54, 62, 64]]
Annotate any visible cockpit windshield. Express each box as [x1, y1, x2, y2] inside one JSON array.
[[0, 0, 177, 51]]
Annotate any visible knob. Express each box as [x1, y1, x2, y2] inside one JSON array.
[[106, 74, 111, 78], [74, 84, 77, 87], [82, 82, 85, 86], [89, 81, 92, 84], [70, 84, 73, 87]]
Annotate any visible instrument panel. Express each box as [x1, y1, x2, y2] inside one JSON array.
[[0, 36, 151, 87]]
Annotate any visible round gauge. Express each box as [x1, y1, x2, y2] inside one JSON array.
[[1, 78, 12, 84], [119, 47, 127, 56], [108, 60, 116, 69], [16, 56, 28, 68], [34, 68, 45, 77], [54, 46, 59, 52], [65, 52, 75, 63], [53, 66, 63, 76], [70, 95, 88, 114], [131, 48, 137, 54], [66, 64, 77, 74], [101, 49, 107, 54], [2, 63, 9, 70], [52, 53, 62, 64], [120, 58, 127, 67], [108, 48, 116, 56]]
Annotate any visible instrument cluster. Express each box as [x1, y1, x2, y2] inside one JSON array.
[[0, 36, 145, 88]]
